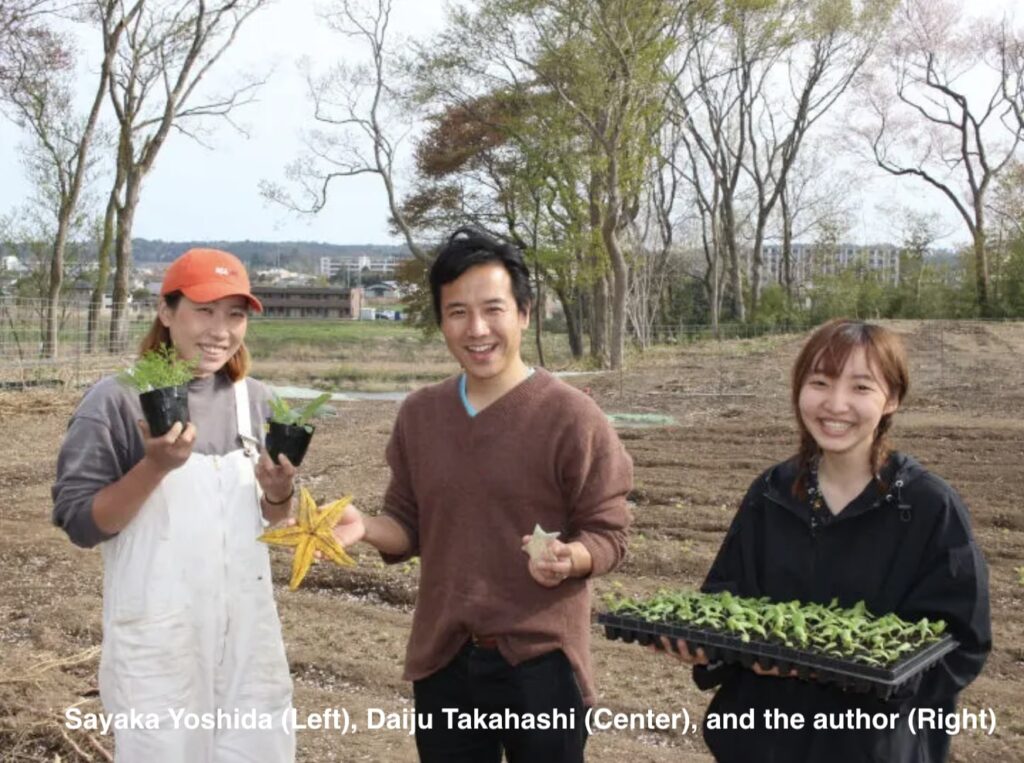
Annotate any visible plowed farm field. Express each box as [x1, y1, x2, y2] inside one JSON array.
[[2, 321, 1022, 761]]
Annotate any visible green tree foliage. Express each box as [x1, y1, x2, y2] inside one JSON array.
[[989, 161, 1024, 317], [410, 0, 689, 368], [393, 256, 437, 334], [1002, 238, 1024, 316]]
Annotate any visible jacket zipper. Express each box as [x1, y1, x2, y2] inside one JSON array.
[[764, 492, 815, 533], [765, 491, 819, 583]]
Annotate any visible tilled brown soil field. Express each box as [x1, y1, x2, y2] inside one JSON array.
[[1, 321, 1022, 761]]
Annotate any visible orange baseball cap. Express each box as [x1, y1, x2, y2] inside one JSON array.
[[161, 248, 263, 312]]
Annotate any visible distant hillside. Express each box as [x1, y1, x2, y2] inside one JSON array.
[[1, 239, 411, 271], [132, 240, 411, 270]]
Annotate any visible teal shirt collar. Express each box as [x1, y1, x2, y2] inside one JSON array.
[[459, 368, 535, 417]]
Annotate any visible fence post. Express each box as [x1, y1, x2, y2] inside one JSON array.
[[939, 323, 945, 391]]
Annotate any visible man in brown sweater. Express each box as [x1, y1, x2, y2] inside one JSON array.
[[338, 227, 633, 762]]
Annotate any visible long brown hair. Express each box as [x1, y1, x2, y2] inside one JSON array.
[[791, 319, 909, 495], [138, 291, 251, 382]]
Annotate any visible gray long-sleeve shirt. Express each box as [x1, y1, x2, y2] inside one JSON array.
[[52, 373, 272, 548]]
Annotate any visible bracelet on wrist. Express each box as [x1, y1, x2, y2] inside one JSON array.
[[263, 487, 295, 506]]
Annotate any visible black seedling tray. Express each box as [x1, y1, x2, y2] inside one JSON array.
[[597, 613, 957, 700]]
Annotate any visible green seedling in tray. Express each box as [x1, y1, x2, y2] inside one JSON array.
[[604, 590, 946, 668]]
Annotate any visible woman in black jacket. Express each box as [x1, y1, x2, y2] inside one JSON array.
[[663, 319, 991, 763]]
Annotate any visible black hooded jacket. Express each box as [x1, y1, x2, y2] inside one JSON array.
[[694, 452, 991, 763]]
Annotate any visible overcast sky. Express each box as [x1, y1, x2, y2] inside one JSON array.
[[0, 0, 448, 246], [0, 0, 1018, 249]]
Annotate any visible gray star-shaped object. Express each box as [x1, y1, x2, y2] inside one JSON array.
[[524, 524, 561, 561]]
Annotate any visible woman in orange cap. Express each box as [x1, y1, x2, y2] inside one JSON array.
[[53, 248, 297, 761]]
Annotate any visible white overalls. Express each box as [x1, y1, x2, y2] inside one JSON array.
[[98, 381, 295, 762]]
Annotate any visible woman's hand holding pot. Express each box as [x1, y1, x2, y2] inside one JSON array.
[[138, 419, 196, 474]]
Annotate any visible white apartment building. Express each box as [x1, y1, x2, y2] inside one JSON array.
[[319, 255, 407, 278], [761, 243, 901, 288]]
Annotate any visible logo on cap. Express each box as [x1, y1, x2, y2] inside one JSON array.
[[215, 267, 230, 276]]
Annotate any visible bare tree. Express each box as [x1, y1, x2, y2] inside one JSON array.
[[988, 159, 1024, 240], [3, 2, 137, 358], [774, 139, 859, 305], [743, 0, 892, 317], [673, 81, 728, 333], [997, 15, 1024, 138], [0, 0, 49, 34], [0, 1, 60, 101], [105, 0, 270, 351], [856, 0, 1021, 316], [261, 0, 428, 263], [624, 203, 679, 350], [673, 8, 769, 325], [627, 114, 691, 347]]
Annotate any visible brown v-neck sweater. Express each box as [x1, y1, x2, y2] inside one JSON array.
[[381, 368, 633, 705]]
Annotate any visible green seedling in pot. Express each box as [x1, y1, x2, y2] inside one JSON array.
[[265, 392, 332, 467], [118, 344, 196, 392], [268, 392, 332, 433], [119, 344, 197, 437]]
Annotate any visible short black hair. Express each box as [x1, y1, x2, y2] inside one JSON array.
[[429, 227, 533, 324]]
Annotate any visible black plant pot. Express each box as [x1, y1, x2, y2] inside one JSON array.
[[266, 421, 315, 466], [139, 384, 190, 437]]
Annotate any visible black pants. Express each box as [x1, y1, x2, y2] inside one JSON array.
[[412, 643, 588, 763]]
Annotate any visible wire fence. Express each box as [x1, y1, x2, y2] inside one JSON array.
[[1, 296, 1019, 398], [0, 297, 151, 387]]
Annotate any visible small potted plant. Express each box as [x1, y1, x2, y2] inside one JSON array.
[[265, 392, 331, 467], [118, 344, 197, 437]]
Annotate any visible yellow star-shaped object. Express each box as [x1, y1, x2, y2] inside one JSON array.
[[524, 523, 561, 561], [258, 487, 356, 590]]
